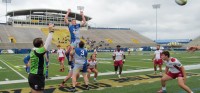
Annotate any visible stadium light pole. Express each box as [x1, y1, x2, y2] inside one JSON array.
[[2, 0, 11, 24], [152, 4, 160, 41]]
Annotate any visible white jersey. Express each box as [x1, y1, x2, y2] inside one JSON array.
[[57, 49, 65, 57], [88, 59, 97, 68], [113, 50, 124, 61], [164, 57, 182, 73], [94, 49, 97, 55], [154, 50, 162, 59]]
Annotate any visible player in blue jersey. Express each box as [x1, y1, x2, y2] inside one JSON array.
[[64, 9, 86, 68], [69, 41, 89, 92], [23, 55, 30, 73]]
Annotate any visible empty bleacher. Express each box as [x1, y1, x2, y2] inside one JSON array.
[[80, 29, 156, 48], [183, 36, 200, 48]]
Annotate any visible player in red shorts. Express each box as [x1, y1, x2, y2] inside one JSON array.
[[112, 45, 126, 78], [157, 51, 193, 93], [57, 45, 65, 72], [152, 45, 163, 75], [87, 54, 98, 82], [187, 46, 200, 52]]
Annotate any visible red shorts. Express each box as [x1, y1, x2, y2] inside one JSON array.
[[154, 59, 163, 65], [167, 71, 184, 79], [114, 60, 123, 66], [58, 57, 65, 62], [88, 68, 94, 71]]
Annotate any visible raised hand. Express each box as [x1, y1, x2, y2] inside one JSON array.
[[80, 11, 84, 16], [48, 23, 54, 32], [68, 9, 71, 13]]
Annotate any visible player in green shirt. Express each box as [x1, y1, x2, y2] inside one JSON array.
[[28, 23, 54, 93]]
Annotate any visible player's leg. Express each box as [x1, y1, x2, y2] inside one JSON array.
[[82, 65, 89, 90], [177, 77, 193, 93], [45, 62, 49, 79], [158, 59, 163, 75], [61, 58, 65, 72], [118, 60, 123, 78], [82, 72, 89, 90], [114, 61, 118, 74], [70, 65, 80, 92], [92, 68, 98, 81], [65, 46, 70, 71], [26, 62, 30, 73], [158, 74, 173, 93], [87, 68, 92, 79], [60, 70, 73, 87], [58, 58, 62, 72], [154, 60, 158, 74], [158, 64, 162, 75]]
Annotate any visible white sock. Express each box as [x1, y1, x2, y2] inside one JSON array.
[[162, 87, 166, 90], [94, 78, 96, 80], [191, 92, 193, 93], [68, 66, 71, 70]]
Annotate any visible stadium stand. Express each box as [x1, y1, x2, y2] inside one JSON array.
[[183, 36, 200, 48], [80, 28, 156, 48], [41, 28, 70, 49], [0, 24, 10, 43], [0, 25, 52, 49]]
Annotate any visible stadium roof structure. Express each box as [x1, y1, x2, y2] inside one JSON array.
[[6, 9, 92, 21]]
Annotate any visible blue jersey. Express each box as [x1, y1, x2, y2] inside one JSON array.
[[74, 48, 87, 65], [68, 24, 81, 42], [23, 55, 30, 64]]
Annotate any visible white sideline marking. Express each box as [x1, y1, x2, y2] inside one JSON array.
[[0, 64, 200, 85], [0, 60, 27, 80]]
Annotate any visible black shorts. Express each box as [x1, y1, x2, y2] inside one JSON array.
[[28, 73, 45, 91], [68, 61, 72, 65]]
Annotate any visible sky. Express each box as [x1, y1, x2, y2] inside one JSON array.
[[0, 0, 199, 40]]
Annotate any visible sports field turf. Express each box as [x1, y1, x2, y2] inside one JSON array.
[[0, 51, 200, 93]]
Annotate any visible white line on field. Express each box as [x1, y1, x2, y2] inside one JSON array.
[[0, 59, 27, 79], [0, 64, 200, 85]]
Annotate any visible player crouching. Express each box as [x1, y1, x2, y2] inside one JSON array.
[[87, 54, 98, 82], [157, 51, 193, 93]]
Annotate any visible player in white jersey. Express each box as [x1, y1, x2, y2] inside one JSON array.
[[113, 45, 126, 78], [87, 54, 98, 82], [157, 51, 193, 93], [57, 45, 65, 72], [152, 45, 163, 75]]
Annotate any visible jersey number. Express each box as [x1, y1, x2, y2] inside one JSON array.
[[81, 50, 84, 56]]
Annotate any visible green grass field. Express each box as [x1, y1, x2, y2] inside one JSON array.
[[0, 51, 200, 93]]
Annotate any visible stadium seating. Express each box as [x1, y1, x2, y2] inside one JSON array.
[[80, 29, 156, 48], [183, 36, 200, 48], [41, 28, 70, 49]]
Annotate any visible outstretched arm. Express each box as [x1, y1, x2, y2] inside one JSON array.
[[44, 23, 54, 50], [80, 11, 86, 26], [64, 9, 71, 25]]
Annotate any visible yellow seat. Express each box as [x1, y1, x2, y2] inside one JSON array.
[[41, 28, 70, 49], [131, 38, 139, 44], [105, 38, 113, 44]]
